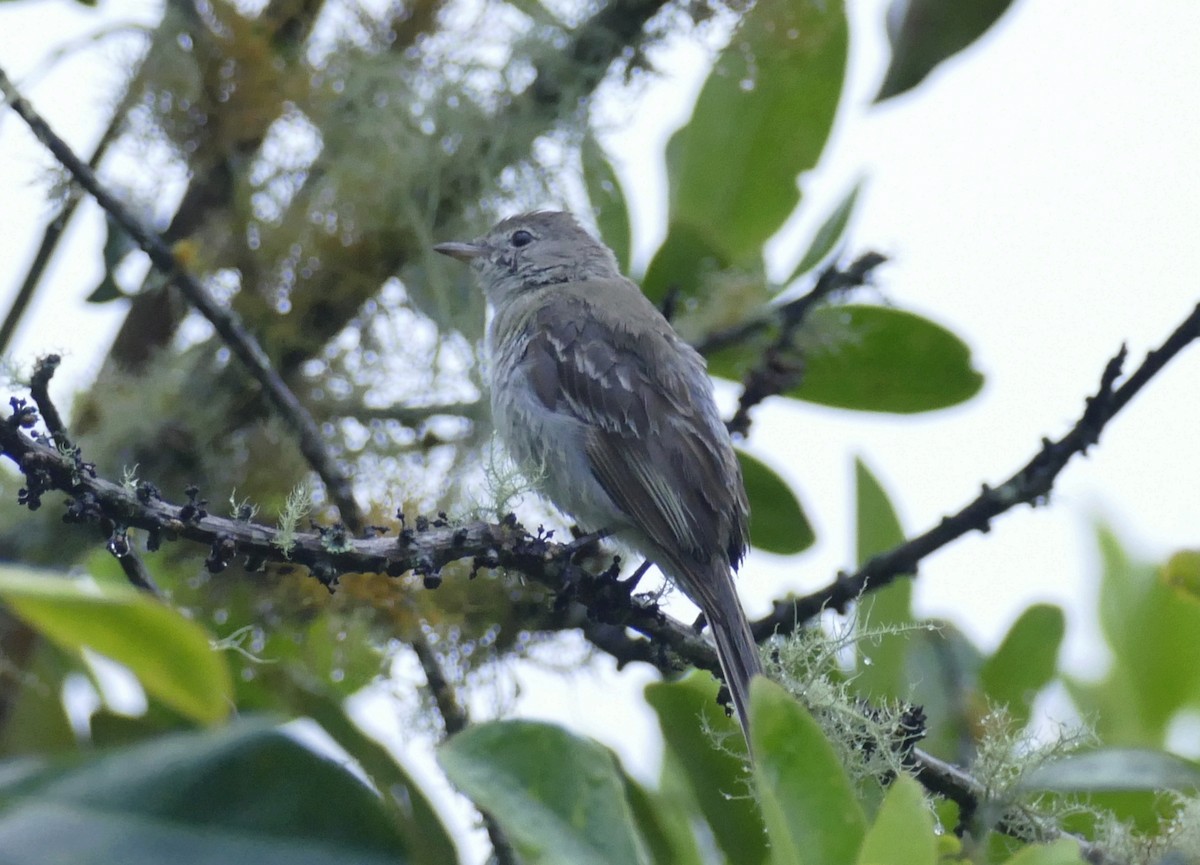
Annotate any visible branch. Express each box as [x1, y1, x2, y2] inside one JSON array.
[[726, 252, 887, 436], [0, 67, 364, 532], [755, 301, 1200, 639], [408, 629, 517, 865], [0, 368, 1135, 863]]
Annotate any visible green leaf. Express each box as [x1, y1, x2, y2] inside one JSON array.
[[853, 458, 912, 701], [294, 694, 459, 865], [87, 212, 137, 303], [855, 776, 935, 865], [750, 678, 866, 865], [646, 673, 767, 865], [1020, 748, 1200, 794], [901, 621, 984, 760], [582, 135, 632, 273], [0, 567, 232, 725], [792, 305, 982, 413], [788, 182, 864, 282], [979, 604, 1064, 726], [1093, 526, 1200, 741], [654, 0, 847, 288], [0, 719, 415, 864], [438, 720, 650, 865], [623, 775, 704, 865], [641, 221, 728, 304], [997, 839, 1085, 865], [875, 0, 1018, 102], [0, 640, 76, 757], [738, 450, 813, 555]]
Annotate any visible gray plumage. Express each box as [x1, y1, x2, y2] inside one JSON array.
[[436, 211, 762, 746]]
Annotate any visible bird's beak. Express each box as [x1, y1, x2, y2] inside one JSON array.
[[433, 240, 488, 262]]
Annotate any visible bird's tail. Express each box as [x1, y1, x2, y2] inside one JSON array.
[[704, 572, 764, 751]]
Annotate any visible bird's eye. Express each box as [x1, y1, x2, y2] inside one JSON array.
[[510, 229, 534, 248]]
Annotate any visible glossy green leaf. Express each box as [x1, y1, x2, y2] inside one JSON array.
[[750, 677, 866, 865], [979, 604, 1064, 727], [738, 450, 813, 555], [646, 673, 767, 865], [582, 135, 632, 273], [876, 0, 1018, 102], [653, 0, 847, 291], [788, 182, 864, 282], [438, 720, 649, 865], [998, 839, 1085, 865], [0, 567, 232, 725], [855, 776, 935, 865], [0, 719, 414, 864], [853, 458, 912, 701], [1020, 748, 1200, 794], [791, 305, 982, 413]]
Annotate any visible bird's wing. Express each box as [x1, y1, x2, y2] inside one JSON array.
[[519, 284, 748, 571]]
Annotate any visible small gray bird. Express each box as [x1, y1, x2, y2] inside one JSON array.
[[435, 211, 762, 745]]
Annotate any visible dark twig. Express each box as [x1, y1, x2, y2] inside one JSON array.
[[408, 629, 518, 865], [0, 88, 127, 357], [28, 355, 68, 446], [755, 302, 1200, 640], [727, 252, 887, 436], [0, 66, 364, 533]]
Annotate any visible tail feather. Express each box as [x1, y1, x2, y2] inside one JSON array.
[[705, 581, 763, 752]]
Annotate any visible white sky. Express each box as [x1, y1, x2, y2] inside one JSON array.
[[3, 0, 1200, 859]]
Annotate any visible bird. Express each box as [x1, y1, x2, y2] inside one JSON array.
[[435, 210, 762, 746]]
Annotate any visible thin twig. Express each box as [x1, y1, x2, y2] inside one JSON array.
[[0, 85, 128, 356], [727, 252, 887, 436], [408, 628, 517, 865], [0, 65, 364, 532]]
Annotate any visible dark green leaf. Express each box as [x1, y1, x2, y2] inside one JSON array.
[[87, 212, 137, 303], [0, 567, 232, 725], [295, 693, 459, 865], [85, 274, 125, 304], [1020, 749, 1200, 794], [979, 604, 1064, 726], [788, 181, 863, 282], [750, 678, 866, 865], [792, 305, 982, 413], [438, 720, 649, 865], [645, 673, 767, 865], [582, 135, 632, 273], [876, 0, 1018, 102], [738, 450, 813, 555], [661, 0, 848, 269], [853, 458, 912, 701], [0, 719, 415, 864]]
